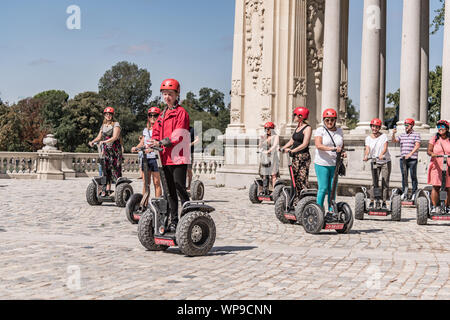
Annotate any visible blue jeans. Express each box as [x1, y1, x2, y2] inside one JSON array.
[[315, 164, 336, 209], [400, 158, 418, 194]]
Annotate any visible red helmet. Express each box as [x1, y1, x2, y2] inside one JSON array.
[[264, 122, 275, 129], [293, 107, 310, 120], [437, 120, 450, 129], [103, 107, 114, 114], [405, 118, 415, 127], [323, 108, 337, 119], [148, 107, 161, 115], [160, 79, 180, 93], [370, 118, 382, 127]]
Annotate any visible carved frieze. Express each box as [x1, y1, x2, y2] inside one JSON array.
[[245, 0, 265, 89], [293, 77, 307, 97], [261, 78, 272, 96], [231, 80, 241, 97], [306, 0, 324, 90], [260, 108, 272, 122], [231, 110, 241, 124]]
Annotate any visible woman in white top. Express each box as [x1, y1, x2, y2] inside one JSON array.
[[131, 107, 162, 197], [314, 108, 345, 210], [363, 118, 391, 208]]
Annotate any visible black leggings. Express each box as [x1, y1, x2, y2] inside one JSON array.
[[163, 164, 190, 223]]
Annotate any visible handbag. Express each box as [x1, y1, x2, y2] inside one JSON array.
[[260, 152, 272, 168], [324, 127, 346, 176]]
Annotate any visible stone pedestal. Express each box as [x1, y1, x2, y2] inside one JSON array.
[[62, 153, 76, 178], [37, 134, 65, 180]]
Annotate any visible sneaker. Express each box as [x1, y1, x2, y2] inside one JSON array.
[[431, 206, 438, 214], [382, 202, 387, 210], [447, 206, 450, 214], [368, 202, 375, 209]]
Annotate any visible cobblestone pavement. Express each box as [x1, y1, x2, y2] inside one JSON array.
[[1, 178, 450, 300]]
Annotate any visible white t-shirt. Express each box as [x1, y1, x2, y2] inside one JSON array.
[[142, 128, 156, 159], [314, 127, 344, 166], [365, 134, 391, 164]]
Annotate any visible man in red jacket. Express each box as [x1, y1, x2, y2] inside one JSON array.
[[150, 79, 191, 232]]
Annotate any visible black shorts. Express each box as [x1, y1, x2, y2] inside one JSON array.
[[141, 158, 159, 172]]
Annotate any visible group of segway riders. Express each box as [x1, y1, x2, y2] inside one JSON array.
[[86, 79, 215, 256], [250, 106, 450, 232]]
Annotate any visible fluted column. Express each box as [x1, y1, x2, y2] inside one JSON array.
[[356, 0, 381, 132], [420, 0, 430, 128], [379, 0, 386, 124], [339, 0, 349, 131], [399, 0, 422, 126], [321, 0, 342, 116], [441, 0, 450, 121]]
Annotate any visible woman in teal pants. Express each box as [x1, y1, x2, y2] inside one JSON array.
[[314, 108, 345, 211]]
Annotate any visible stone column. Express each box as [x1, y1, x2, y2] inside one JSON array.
[[227, 0, 246, 135], [355, 0, 381, 133], [339, 0, 349, 131], [321, 0, 342, 116], [441, 0, 450, 121], [379, 0, 386, 124], [399, 0, 422, 127], [420, 0, 430, 128]]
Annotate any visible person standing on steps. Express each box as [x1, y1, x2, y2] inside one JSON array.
[[280, 107, 312, 205], [391, 118, 421, 201], [363, 118, 392, 210], [149, 79, 190, 233]]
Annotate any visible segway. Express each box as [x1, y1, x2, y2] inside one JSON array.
[[397, 155, 421, 207], [301, 148, 355, 234], [354, 157, 402, 221], [249, 151, 288, 204], [86, 142, 133, 207], [416, 154, 450, 225], [274, 150, 317, 224], [137, 141, 216, 256], [125, 146, 151, 224]]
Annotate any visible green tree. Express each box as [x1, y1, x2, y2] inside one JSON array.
[[98, 61, 152, 138], [55, 92, 105, 152], [345, 99, 359, 130], [428, 65, 442, 127], [432, 0, 445, 34], [34, 90, 69, 132]]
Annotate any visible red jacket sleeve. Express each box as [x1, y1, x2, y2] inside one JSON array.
[[152, 117, 161, 141], [169, 108, 190, 146]]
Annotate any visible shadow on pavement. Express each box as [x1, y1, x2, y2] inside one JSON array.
[[163, 245, 258, 257], [349, 229, 384, 234]]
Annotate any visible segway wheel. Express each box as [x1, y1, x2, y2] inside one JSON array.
[[249, 183, 262, 204], [115, 183, 133, 207], [176, 211, 216, 257], [336, 202, 354, 234], [391, 195, 402, 222], [295, 196, 317, 225], [355, 192, 365, 220], [137, 209, 169, 251], [302, 203, 325, 234], [86, 182, 102, 206], [274, 193, 295, 224], [190, 180, 205, 200], [416, 197, 428, 225], [125, 193, 143, 224], [272, 184, 285, 204]]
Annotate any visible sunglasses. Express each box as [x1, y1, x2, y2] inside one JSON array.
[[437, 125, 447, 129], [371, 125, 381, 129], [148, 113, 160, 118], [104, 113, 113, 116], [324, 118, 336, 123]]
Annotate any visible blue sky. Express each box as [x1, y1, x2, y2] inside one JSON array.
[[0, 0, 445, 111]]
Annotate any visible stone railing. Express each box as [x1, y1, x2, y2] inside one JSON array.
[[191, 153, 225, 180], [0, 152, 39, 179], [0, 151, 225, 180]]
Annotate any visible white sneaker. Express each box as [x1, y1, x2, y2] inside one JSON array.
[[431, 206, 437, 214]]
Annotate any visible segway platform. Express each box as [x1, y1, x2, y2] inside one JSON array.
[[431, 215, 450, 221], [154, 234, 176, 247], [368, 208, 389, 216]]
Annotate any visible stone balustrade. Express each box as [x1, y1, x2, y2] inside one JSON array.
[[0, 151, 225, 180]]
